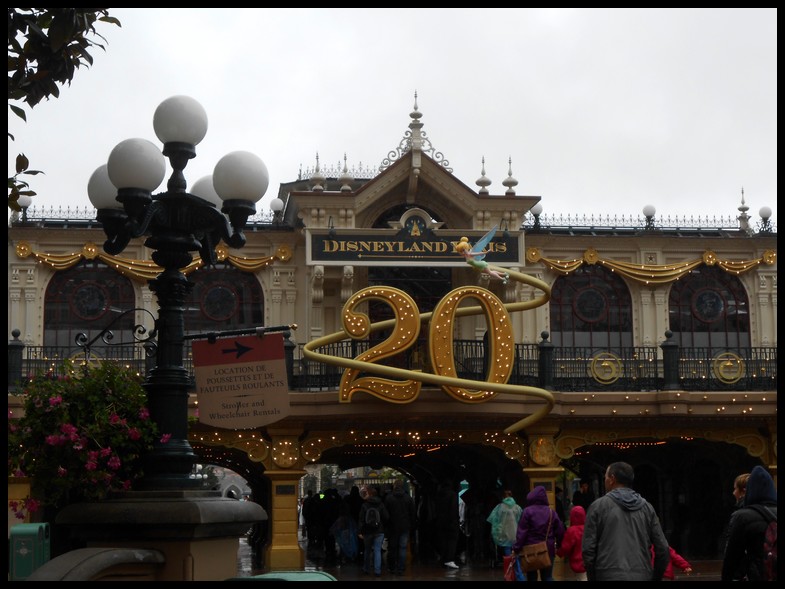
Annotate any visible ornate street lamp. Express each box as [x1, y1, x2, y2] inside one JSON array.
[[530, 202, 543, 231], [758, 205, 773, 233], [642, 204, 657, 230], [88, 95, 269, 490]]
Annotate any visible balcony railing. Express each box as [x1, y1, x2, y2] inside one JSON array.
[[8, 335, 776, 394]]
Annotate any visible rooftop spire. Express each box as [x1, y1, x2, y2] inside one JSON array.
[[476, 156, 492, 195]]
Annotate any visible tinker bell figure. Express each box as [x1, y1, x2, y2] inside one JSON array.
[[455, 225, 509, 284]]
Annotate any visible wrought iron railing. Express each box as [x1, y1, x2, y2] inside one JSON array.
[[9, 339, 776, 394], [676, 347, 778, 391]]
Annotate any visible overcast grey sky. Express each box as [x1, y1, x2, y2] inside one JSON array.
[[8, 8, 777, 226]]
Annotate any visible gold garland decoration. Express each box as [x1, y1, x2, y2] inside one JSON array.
[[527, 247, 776, 285], [15, 241, 292, 282]]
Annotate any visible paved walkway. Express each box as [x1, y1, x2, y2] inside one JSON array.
[[235, 537, 723, 581]]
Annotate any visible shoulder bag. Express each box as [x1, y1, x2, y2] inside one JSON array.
[[520, 510, 552, 573]]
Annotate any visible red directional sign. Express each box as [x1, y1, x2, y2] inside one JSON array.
[[192, 333, 290, 429]]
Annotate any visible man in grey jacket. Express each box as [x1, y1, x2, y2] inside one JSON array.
[[582, 462, 669, 581]]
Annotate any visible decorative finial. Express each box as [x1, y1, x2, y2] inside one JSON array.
[[339, 152, 354, 192], [410, 90, 422, 121], [310, 152, 325, 192], [476, 156, 492, 195], [502, 157, 518, 196], [737, 186, 751, 233]]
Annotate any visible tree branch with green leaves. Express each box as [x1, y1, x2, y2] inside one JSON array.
[[8, 8, 121, 211]]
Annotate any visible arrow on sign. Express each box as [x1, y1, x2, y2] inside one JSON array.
[[221, 341, 254, 359]]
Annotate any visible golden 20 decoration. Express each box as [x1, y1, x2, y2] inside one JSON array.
[[303, 265, 553, 434]]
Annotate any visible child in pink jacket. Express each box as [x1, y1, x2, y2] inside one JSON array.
[[556, 505, 587, 581], [651, 545, 693, 580]]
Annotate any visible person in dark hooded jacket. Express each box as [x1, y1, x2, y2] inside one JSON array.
[[384, 479, 416, 575], [511, 485, 565, 581], [721, 465, 777, 581], [582, 461, 669, 581]]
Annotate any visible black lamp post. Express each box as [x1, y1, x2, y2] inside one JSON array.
[[17, 194, 32, 223], [88, 95, 269, 490]]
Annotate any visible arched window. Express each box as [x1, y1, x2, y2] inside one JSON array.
[[668, 265, 750, 350], [185, 264, 263, 335], [44, 260, 136, 354], [549, 265, 633, 349]]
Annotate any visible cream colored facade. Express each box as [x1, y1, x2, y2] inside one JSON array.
[[7, 103, 777, 569]]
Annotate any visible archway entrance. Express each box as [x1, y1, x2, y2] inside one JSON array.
[[194, 432, 764, 568], [560, 438, 763, 559]]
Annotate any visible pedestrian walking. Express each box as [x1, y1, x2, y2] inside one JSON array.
[[582, 461, 669, 581]]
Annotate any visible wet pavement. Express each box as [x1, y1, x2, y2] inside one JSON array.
[[235, 535, 723, 581]]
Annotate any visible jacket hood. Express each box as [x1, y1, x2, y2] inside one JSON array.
[[744, 465, 777, 506], [568, 505, 586, 525], [607, 486, 646, 511], [501, 496, 518, 508], [526, 485, 549, 506]]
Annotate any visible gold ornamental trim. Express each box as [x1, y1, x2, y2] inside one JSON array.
[[14, 240, 290, 282], [583, 248, 599, 264], [535, 249, 774, 286], [712, 352, 745, 384], [590, 352, 623, 385]]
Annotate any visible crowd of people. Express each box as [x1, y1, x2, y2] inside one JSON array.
[[299, 480, 419, 576], [294, 462, 776, 581]]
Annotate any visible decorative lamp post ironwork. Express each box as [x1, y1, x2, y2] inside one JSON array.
[[88, 95, 269, 490], [17, 194, 32, 223], [758, 205, 773, 233], [642, 204, 656, 230], [530, 202, 543, 231], [270, 196, 284, 225]]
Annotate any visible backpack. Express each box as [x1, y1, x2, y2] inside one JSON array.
[[364, 505, 382, 531], [750, 505, 777, 581]]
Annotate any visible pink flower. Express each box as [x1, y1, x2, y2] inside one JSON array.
[[57, 466, 68, 477], [45, 434, 62, 445], [107, 456, 121, 470], [109, 413, 122, 425], [160, 433, 172, 444], [49, 395, 63, 406], [85, 460, 98, 471], [138, 408, 150, 420], [128, 428, 141, 441], [60, 423, 78, 436], [100, 447, 112, 457]]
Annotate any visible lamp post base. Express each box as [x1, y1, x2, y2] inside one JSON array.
[[49, 490, 267, 581]]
